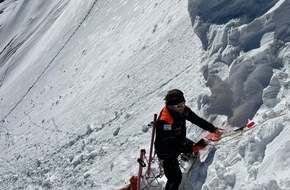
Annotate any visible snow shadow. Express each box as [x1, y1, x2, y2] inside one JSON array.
[[188, 0, 278, 25], [182, 148, 217, 190]]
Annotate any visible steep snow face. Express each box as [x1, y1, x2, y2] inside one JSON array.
[[0, 0, 204, 189], [0, 0, 289, 190], [188, 0, 289, 127]]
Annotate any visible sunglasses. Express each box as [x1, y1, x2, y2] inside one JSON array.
[[173, 102, 185, 108]]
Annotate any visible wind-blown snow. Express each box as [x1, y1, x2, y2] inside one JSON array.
[[0, 0, 289, 190]]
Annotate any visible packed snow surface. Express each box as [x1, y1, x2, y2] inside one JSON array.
[[0, 0, 289, 189]]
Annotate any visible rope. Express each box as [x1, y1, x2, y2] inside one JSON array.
[[139, 154, 164, 190]]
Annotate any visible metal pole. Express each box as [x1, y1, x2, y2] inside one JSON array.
[[137, 149, 146, 190], [146, 114, 157, 179]]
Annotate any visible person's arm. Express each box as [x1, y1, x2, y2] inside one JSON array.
[[183, 106, 217, 133]]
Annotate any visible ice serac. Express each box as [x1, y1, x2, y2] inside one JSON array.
[[188, 0, 289, 127]]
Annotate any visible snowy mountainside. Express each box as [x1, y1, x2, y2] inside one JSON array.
[[0, 0, 289, 190], [0, 0, 203, 189]]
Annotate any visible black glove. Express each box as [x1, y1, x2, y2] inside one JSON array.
[[180, 138, 194, 153], [195, 138, 209, 146]]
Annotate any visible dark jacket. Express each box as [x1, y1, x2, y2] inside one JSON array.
[[154, 106, 217, 159]]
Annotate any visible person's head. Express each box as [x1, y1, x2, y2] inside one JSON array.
[[164, 89, 186, 113]]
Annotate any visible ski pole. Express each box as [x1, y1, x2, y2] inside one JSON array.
[[146, 114, 157, 179]]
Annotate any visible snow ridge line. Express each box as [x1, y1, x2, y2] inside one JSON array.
[[0, 36, 17, 88], [0, 36, 16, 57], [117, 63, 194, 121], [159, 64, 193, 89], [1, 0, 99, 121]]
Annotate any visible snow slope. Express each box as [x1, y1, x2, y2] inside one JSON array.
[[0, 0, 289, 189]]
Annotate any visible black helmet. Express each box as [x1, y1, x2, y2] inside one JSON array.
[[164, 89, 185, 105]]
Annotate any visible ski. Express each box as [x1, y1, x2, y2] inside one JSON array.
[[195, 121, 256, 162], [217, 121, 256, 142], [204, 121, 256, 143], [179, 121, 256, 176], [199, 145, 213, 162]]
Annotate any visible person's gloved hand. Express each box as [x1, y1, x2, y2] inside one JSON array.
[[195, 138, 208, 146], [180, 138, 194, 153]]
